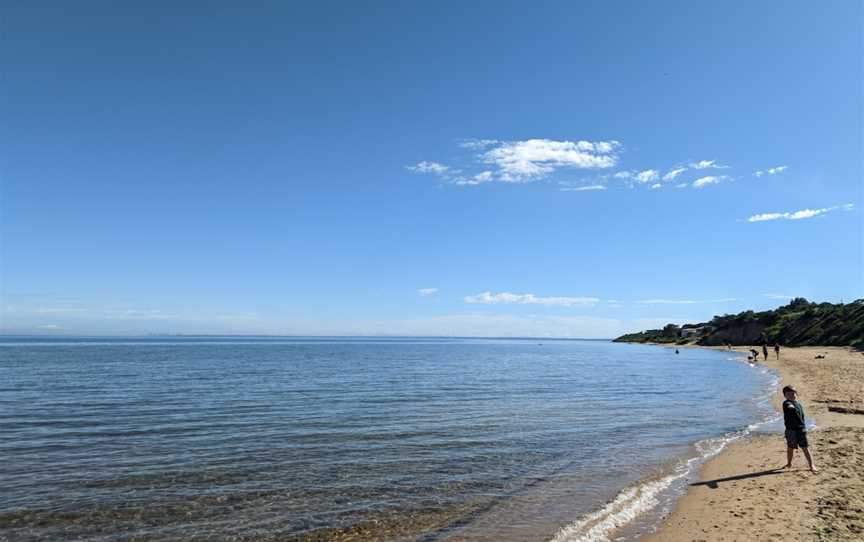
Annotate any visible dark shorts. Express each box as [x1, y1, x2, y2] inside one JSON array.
[[785, 429, 809, 449]]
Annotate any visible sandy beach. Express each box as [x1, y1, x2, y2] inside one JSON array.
[[644, 346, 864, 541]]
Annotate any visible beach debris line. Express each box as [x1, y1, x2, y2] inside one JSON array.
[[827, 406, 864, 415]]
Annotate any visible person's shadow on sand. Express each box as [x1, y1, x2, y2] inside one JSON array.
[[690, 468, 787, 489]]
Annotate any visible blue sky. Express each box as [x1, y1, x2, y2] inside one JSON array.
[[2, 1, 862, 337]]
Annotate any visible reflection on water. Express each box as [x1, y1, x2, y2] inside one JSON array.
[[0, 338, 774, 540]]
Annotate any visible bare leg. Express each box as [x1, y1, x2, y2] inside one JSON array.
[[802, 448, 817, 472], [784, 447, 793, 468]]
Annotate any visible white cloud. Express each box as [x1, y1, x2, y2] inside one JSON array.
[[613, 169, 675, 188], [407, 142, 747, 191], [690, 159, 726, 169], [764, 293, 794, 300], [635, 169, 660, 183], [459, 139, 499, 150], [561, 184, 607, 192], [418, 288, 439, 297], [36, 324, 62, 330], [788, 209, 823, 219], [638, 298, 737, 305], [754, 165, 788, 177], [454, 170, 494, 186], [481, 139, 620, 182], [407, 161, 450, 175], [692, 176, 719, 188], [663, 167, 687, 181], [675, 183, 688, 188], [464, 291, 599, 307], [746, 203, 854, 222], [748, 212, 781, 221], [593, 141, 618, 153]]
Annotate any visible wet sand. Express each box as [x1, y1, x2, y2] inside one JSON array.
[[644, 346, 864, 541]]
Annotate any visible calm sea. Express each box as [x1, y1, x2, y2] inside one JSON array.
[[0, 337, 778, 541]]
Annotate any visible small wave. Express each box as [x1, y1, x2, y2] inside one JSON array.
[[549, 473, 682, 542]]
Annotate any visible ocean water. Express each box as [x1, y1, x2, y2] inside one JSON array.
[[0, 337, 778, 541]]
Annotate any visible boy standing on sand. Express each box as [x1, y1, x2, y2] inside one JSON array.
[[782, 385, 817, 472]]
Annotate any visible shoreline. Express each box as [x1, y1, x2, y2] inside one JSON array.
[[638, 345, 864, 541], [550, 345, 781, 542]]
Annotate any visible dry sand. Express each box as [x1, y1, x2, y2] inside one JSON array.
[[643, 346, 864, 541]]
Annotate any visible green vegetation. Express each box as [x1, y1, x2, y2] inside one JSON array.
[[614, 298, 864, 348]]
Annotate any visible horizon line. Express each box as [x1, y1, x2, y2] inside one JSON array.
[[0, 332, 615, 341]]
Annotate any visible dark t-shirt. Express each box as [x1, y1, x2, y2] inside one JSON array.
[[783, 399, 805, 430]]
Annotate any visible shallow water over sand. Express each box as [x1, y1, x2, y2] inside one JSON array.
[[0, 338, 775, 541]]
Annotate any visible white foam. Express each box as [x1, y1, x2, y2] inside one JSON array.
[[549, 474, 681, 542]]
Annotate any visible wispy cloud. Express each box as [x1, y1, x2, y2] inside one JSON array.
[[408, 143, 755, 194], [385, 313, 676, 339], [634, 169, 659, 183], [102, 309, 184, 320], [754, 165, 787, 177], [561, 184, 607, 192], [638, 298, 737, 305], [33, 307, 89, 314], [23, 305, 259, 322], [692, 174, 734, 188], [764, 293, 794, 300], [663, 167, 687, 181], [418, 288, 439, 296], [459, 139, 499, 150], [465, 291, 599, 307], [746, 203, 854, 222], [407, 161, 450, 175], [692, 175, 720, 188], [611, 169, 660, 183], [690, 159, 727, 169], [481, 139, 621, 182], [615, 164, 732, 190], [411, 139, 621, 185], [454, 171, 494, 186], [3, 295, 274, 335]]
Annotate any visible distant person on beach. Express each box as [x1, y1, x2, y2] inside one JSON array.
[[782, 385, 817, 472], [675, 349, 679, 354], [775, 344, 781, 360], [750, 349, 759, 361], [762, 344, 769, 360]]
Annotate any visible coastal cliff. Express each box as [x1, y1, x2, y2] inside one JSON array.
[[614, 298, 864, 348]]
